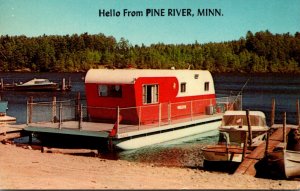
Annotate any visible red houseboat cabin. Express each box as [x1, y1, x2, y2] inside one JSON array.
[[85, 69, 216, 125]]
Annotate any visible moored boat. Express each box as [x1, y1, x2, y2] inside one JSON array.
[[24, 68, 242, 151], [284, 149, 300, 178], [14, 78, 59, 91], [267, 143, 300, 178], [201, 110, 269, 164], [84, 69, 242, 150]]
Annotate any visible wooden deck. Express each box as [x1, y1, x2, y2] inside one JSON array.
[[0, 115, 16, 123], [0, 123, 26, 141], [26, 121, 111, 138], [234, 125, 293, 176], [25, 113, 224, 139]]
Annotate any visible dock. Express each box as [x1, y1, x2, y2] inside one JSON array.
[[0, 124, 26, 142], [25, 113, 224, 139], [234, 124, 297, 176], [20, 93, 234, 150], [234, 98, 300, 176]]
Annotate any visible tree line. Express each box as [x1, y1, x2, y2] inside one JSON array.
[[0, 30, 299, 73]]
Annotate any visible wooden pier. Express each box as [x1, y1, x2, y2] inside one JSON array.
[[0, 124, 26, 142], [25, 113, 223, 140], [235, 98, 300, 176], [234, 125, 294, 176]]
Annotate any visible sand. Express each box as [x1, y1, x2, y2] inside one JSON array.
[[0, 143, 299, 190]]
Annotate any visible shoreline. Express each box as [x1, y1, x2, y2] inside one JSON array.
[[0, 143, 299, 189]]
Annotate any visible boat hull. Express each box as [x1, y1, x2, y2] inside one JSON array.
[[267, 149, 300, 178], [14, 84, 59, 91], [115, 119, 222, 150], [284, 150, 300, 178], [202, 144, 250, 163]]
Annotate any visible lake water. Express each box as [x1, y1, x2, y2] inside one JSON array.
[[1, 72, 300, 168]]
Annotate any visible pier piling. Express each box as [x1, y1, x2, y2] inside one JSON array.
[[297, 99, 300, 129], [270, 98, 275, 126], [28, 96, 33, 124], [246, 109, 252, 146], [264, 131, 269, 157], [283, 112, 286, 143]]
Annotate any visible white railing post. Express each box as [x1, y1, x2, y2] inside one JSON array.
[[28, 96, 33, 124], [168, 102, 171, 124], [52, 96, 56, 123], [138, 106, 141, 130], [79, 104, 83, 130], [226, 97, 229, 110], [26, 100, 29, 125], [117, 106, 120, 135], [158, 103, 161, 127], [59, 103, 62, 129], [190, 100, 193, 121]]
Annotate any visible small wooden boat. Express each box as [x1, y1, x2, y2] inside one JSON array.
[[267, 143, 300, 178], [284, 149, 300, 178], [202, 110, 269, 164], [201, 143, 251, 163], [14, 78, 59, 91]]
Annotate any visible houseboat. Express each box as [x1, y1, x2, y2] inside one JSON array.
[[84, 69, 241, 150]]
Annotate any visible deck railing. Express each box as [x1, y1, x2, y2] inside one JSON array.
[[27, 95, 242, 136]]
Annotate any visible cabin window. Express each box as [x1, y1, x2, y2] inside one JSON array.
[[204, 82, 209, 91], [98, 85, 122, 97], [143, 84, 158, 104], [180, 83, 186, 93]]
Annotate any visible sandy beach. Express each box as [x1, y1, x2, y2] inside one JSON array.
[[0, 143, 299, 190]]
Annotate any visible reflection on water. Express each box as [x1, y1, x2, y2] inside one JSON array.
[[116, 130, 219, 168]]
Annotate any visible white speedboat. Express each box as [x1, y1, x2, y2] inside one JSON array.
[[14, 78, 58, 91]]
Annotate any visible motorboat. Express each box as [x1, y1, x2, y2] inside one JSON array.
[[14, 78, 59, 91], [201, 110, 269, 164]]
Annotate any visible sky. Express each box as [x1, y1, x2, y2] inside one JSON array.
[[0, 0, 300, 45]]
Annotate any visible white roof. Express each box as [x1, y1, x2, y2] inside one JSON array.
[[85, 68, 212, 83], [85, 69, 215, 97], [223, 110, 266, 118]]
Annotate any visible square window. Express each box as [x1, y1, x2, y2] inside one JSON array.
[[98, 85, 122, 97]]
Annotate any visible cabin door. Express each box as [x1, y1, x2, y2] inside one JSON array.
[[143, 84, 158, 104]]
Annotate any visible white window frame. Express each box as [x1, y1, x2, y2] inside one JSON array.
[[143, 84, 159, 104]]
